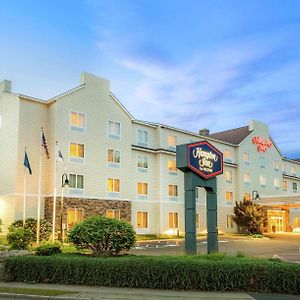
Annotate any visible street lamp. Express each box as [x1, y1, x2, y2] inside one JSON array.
[[252, 190, 260, 201], [60, 173, 69, 242]]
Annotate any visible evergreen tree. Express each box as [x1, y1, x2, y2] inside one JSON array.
[[233, 198, 266, 234]]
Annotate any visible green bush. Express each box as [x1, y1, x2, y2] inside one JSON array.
[[0, 219, 2, 233], [68, 216, 136, 256], [10, 218, 52, 242], [4, 255, 300, 295], [35, 242, 62, 256], [6, 227, 33, 250]]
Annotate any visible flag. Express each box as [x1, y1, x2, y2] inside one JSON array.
[[23, 150, 32, 175], [56, 142, 64, 162], [41, 130, 50, 158]]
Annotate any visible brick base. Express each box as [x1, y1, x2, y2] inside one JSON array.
[[44, 197, 131, 232]]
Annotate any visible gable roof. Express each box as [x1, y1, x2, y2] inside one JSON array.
[[208, 126, 252, 145]]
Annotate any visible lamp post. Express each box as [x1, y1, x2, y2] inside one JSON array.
[[60, 173, 69, 243]]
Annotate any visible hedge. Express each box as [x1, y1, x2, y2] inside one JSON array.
[[5, 255, 300, 295]]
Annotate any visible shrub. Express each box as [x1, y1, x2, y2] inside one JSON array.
[[68, 216, 136, 256], [4, 255, 300, 295], [10, 218, 52, 242], [35, 242, 62, 256], [6, 227, 33, 250], [0, 219, 2, 233]]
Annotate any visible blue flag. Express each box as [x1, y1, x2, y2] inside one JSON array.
[[24, 150, 32, 175]]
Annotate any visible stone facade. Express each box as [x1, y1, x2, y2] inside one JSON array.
[[44, 197, 131, 232]]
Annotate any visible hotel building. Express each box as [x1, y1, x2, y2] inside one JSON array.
[[0, 73, 299, 235]]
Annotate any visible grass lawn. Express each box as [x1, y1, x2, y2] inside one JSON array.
[[0, 286, 76, 296]]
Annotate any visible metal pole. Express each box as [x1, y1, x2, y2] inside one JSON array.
[[60, 187, 64, 243], [23, 169, 27, 227]]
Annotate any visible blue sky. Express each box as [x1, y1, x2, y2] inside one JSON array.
[[1, 0, 300, 158]]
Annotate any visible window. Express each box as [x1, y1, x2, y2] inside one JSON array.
[[107, 178, 120, 196], [282, 180, 287, 191], [168, 185, 178, 197], [260, 175, 266, 187], [106, 209, 120, 220], [68, 208, 84, 229], [273, 159, 279, 171], [137, 129, 148, 147], [243, 172, 251, 185], [137, 156, 148, 172], [225, 170, 232, 182], [167, 135, 177, 150], [274, 178, 280, 189], [137, 182, 148, 198], [168, 160, 177, 174], [108, 120, 121, 140], [168, 212, 178, 229], [107, 149, 120, 167], [244, 193, 251, 201], [70, 143, 84, 162], [137, 211, 148, 228], [196, 213, 199, 228], [69, 174, 84, 189], [225, 191, 233, 203], [243, 152, 250, 164], [282, 163, 287, 174], [226, 215, 234, 229], [292, 166, 297, 176], [224, 149, 232, 161], [260, 156, 266, 168], [70, 111, 85, 132], [293, 182, 298, 192]]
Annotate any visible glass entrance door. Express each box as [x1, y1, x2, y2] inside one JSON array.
[[268, 210, 285, 232]]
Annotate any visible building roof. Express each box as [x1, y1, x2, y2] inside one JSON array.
[[208, 126, 253, 145]]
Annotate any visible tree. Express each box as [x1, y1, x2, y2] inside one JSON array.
[[233, 198, 266, 234], [68, 216, 136, 256]]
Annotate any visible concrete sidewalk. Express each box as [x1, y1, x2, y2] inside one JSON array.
[[0, 281, 255, 299]]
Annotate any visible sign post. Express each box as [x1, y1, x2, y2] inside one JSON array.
[[177, 141, 223, 254]]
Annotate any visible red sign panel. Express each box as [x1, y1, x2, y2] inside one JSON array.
[[252, 136, 272, 152]]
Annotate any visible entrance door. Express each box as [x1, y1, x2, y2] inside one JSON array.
[[268, 210, 285, 232]]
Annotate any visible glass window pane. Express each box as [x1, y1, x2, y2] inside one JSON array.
[[106, 210, 114, 219], [77, 175, 84, 189], [114, 179, 120, 192], [68, 208, 76, 228], [69, 174, 76, 188], [78, 144, 84, 157], [107, 178, 113, 192], [70, 143, 77, 157], [108, 149, 113, 162]]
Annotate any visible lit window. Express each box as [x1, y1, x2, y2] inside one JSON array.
[[243, 152, 250, 163], [243, 172, 251, 185], [168, 212, 178, 229], [226, 215, 234, 229], [225, 170, 232, 182], [108, 120, 121, 140], [282, 180, 287, 191], [70, 143, 84, 162], [292, 166, 297, 176], [70, 111, 85, 132], [260, 156, 266, 168], [168, 185, 178, 197], [225, 191, 233, 202], [137, 129, 148, 147], [137, 211, 148, 228], [260, 175, 266, 187], [68, 208, 84, 229], [224, 149, 232, 161], [273, 159, 279, 171], [106, 209, 120, 220], [274, 178, 280, 189], [137, 182, 148, 196], [168, 160, 177, 174], [107, 149, 120, 166], [244, 193, 251, 200], [107, 178, 120, 193], [137, 156, 148, 171], [168, 135, 177, 150], [293, 182, 298, 192], [69, 174, 84, 189]]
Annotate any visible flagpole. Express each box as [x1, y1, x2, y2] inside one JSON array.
[[23, 148, 27, 227], [37, 128, 43, 244], [52, 142, 57, 242]]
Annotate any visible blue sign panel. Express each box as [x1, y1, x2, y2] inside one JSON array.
[[187, 141, 223, 179]]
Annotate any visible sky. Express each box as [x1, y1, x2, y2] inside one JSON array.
[[1, 0, 300, 158]]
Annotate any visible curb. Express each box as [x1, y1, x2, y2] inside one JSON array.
[[0, 292, 90, 300]]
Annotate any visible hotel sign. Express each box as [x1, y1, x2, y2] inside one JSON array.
[[252, 136, 272, 152], [187, 141, 223, 179]]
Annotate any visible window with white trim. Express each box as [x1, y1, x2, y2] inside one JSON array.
[[244, 193, 251, 201], [225, 170, 232, 183], [108, 120, 121, 140], [137, 211, 148, 228], [106, 209, 120, 220], [293, 182, 298, 192], [107, 149, 120, 167], [70, 111, 85, 133], [243, 172, 251, 185], [260, 175, 266, 187], [282, 180, 287, 191], [69, 174, 84, 189], [168, 160, 177, 174], [225, 191, 233, 203], [168, 212, 178, 229], [273, 159, 279, 171], [68, 208, 84, 229], [224, 149, 232, 161], [137, 129, 148, 147], [137, 182, 148, 199], [107, 178, 120, 196], [137, 156, 148, 172], [70, 143, 84, 162], [167, 135, 177, 150], [274, 178, 280, 189], [260, 156, 266, 168], [282, 163, 287, 174], [168, 185, 178, 198], [243, 152, 250, 164]]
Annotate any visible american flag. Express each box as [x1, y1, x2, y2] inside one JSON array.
[[41, 130, 50, 159]]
